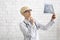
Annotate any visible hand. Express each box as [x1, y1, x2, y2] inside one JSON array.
[[30, 17, 34, 25], [51, 13, 56, 21]]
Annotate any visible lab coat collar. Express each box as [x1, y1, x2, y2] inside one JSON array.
[[23, 18, 36, 26], [23, 19, 30, 25]]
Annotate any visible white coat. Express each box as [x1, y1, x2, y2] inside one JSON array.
[[20, 19, 54, 40]]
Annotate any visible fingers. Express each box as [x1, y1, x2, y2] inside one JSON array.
[[52, 12, 55, 16], [51, 12, 56, 21], [30, 17, 34, 25], [52, 14, 56, 20]]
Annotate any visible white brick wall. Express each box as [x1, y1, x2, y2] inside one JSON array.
[[0, 0, 59, 40]]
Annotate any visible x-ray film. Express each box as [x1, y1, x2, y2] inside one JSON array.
[[44, 4, 54, 13]]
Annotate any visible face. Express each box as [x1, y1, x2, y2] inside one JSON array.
[[22, 10, 31, 18]]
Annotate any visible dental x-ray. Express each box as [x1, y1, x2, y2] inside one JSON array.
[[44, 4, 54, 13]]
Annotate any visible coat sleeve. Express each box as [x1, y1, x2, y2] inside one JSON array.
[[36, 20, 55, 30], [20, 22, 31, 37]]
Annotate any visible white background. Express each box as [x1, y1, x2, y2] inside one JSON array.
[[0, 0, 60, 40]]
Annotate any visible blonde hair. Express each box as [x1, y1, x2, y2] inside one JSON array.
[[20, 6, 31, 14]]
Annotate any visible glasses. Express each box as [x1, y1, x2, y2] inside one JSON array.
[[24, 9, 32, 13]]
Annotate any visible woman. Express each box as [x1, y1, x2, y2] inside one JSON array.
[[20, 6, 56, 40]]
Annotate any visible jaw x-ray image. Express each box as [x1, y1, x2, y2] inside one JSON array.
[[44, 4, 54, 13]]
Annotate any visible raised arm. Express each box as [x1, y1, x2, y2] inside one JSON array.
[[36, 20, 54, 30], [36, 13, 56, 30]]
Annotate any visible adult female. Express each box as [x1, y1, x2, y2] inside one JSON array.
[[20, 6, 56, 40]]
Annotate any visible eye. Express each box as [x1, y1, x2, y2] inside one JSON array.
[[24, 10, 30, 13], [24, 11, 27, 13]]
